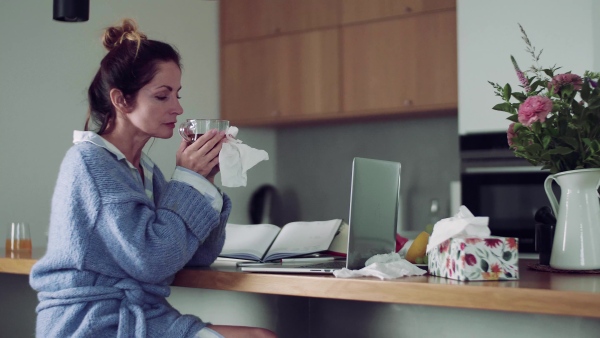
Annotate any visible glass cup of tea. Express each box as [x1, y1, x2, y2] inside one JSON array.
[[5, 222, 32, 258], [179, 119, 230, 143]]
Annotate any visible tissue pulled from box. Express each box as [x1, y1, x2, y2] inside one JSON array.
[[219, 126, 269, 187], [333, 252, 426, 280], [426, 205, 519, 281], [426, 205, 490, 254]]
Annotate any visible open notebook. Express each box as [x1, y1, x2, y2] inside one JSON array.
[[241, 157, 401, 274]]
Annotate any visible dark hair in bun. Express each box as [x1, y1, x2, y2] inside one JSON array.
[[101, 18, 147, 53], [86, 18, 181, 134]]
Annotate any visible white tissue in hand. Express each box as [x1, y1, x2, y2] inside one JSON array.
[[333, 252, 426, 280], [219, 126, 269, 188], [425, 205, 490, 254]]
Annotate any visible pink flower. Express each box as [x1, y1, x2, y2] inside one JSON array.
[[548, 73, 583, 94], [511, 56, 531, 92], [517, 70, 531, 93], [518, 96, 553, 127], [507, 123, 517, 148]]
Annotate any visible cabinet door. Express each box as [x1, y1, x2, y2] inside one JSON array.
[[275, 0, 340, 34], [221, 30, 340, 124], [221, 0, 340, 42], [410, 10, 457, 107], [342, 10, 456, 114], [274, 29, 340, 118], [220, 0, 277, 42], [221, 39, 278, 122], [342, 18, 416, 114], [341, 0, 455, 24]]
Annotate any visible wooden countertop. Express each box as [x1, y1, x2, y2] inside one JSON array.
[[4, 249, 600, 319], [0, 248, 41, 275], [173, 259, 600, 319]]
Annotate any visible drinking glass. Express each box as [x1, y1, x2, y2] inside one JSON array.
[[179, 119, 230, 143], [5, 222, 32, 257]]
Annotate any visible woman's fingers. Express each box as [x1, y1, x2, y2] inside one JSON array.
[[175, 138, 189, 167], [186, 129, 221, 152], [178, 129, 225, 177], [205, 139, 223, 161]]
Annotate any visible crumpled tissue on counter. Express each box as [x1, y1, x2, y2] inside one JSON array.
[[333, 252, 426, 280]]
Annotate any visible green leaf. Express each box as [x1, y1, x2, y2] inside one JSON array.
[[529, 80, 542, 92], [512, 92, 527, 102], [540, 152, 552, 160], [503, 83, 512, 101], [581, 80, 591, 101], [572, 100, 584, 116], [493, 102, 513, 113], [502, 251, 513, 261], [546, 147, 574, 155], [507, 114, 519, 122], [543, 69, 555, 77], [542, 135, 551, 149], [563, 137, 579, 149], [525, 143, 543, 154], [588, 96, 600, 109], [531, 122, 542, 135]]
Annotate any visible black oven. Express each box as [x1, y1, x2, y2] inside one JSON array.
[[460, 133, 559, 253]]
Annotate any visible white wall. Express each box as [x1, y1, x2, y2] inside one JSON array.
[[0, 0, 276, 246], [458, 0, 596, 135]]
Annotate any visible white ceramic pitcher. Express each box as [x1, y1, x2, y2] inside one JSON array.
[[544, 168, 600, 270]]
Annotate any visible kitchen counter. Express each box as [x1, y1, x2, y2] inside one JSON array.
[[3, 249, 599, 319], [0, 248, 41, 275]]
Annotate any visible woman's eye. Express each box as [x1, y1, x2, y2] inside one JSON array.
[[177, 96, 182, 100], [156, 96, 168, 101]]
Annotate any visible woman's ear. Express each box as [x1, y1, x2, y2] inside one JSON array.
[[109, 88, 131, 113]]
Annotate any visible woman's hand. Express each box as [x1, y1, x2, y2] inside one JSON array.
[[176, 129, 226, 184]]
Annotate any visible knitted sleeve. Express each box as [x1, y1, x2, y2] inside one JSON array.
[[79, 144, 226, 283], [186, 194, 232, 267]]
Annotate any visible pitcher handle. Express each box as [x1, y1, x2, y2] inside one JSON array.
[[544, 175, 559, 216]]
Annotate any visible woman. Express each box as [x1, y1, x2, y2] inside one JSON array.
[[29, 19, 275, 338]]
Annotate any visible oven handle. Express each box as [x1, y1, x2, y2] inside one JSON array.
[[464, 166, 548, 174]]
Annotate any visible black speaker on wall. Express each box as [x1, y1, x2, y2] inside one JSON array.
[[53, 0, 90, 22]]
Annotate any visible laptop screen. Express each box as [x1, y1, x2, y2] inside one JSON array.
[[346, 157, 401, 269]]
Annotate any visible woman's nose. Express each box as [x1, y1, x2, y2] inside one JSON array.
[[173, 100, 183, 115]]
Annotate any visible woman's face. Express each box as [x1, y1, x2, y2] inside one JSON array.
[[127, 61, 183, 139]]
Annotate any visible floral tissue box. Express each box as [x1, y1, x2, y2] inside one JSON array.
[[428, 237, 519, 281]]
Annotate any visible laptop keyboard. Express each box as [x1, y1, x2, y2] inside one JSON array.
[[297, 261, 347, 269]]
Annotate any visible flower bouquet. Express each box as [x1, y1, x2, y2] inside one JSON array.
[[489, 24, 600, 174]]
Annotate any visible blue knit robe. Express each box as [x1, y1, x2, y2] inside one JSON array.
[[29, 142, 231, 337]]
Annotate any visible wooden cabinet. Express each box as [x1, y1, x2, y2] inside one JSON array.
[[219, 1, 457, 126], [341, 0, 455, 24], [342, 10, 457, 115], [220, 0, 340, 42], [221, 29, 340, 124]]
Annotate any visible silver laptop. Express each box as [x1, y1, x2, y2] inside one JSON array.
[[241, 157, 400, 274]]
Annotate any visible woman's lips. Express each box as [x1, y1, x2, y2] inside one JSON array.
[[166, 122, 176, 129]]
